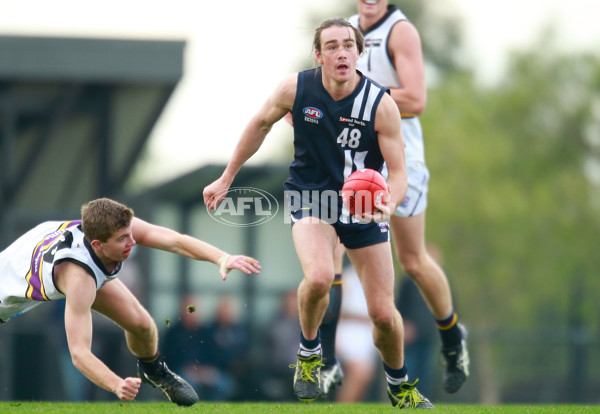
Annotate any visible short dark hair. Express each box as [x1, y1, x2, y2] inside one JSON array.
[[81, 198, 134, 242], [313, 17, 365, 55]]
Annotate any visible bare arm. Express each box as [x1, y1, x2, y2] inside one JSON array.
[[55, 262, 141, 400], [387, 20, 427, 115], [203, 73, 297, 210], [131, 217, 261, 280], [359, 93, 407, 223], [377, 93, 407, 209]]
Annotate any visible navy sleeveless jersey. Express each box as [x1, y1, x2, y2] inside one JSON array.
[[284, 67, 388, 195]]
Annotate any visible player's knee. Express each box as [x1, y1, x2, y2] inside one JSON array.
[[398, 252, 425, 280], [369, 306, 398, 332], [127, 310, 156, 337], [305, 271, 334, 297], [310, 279, 331, 298]]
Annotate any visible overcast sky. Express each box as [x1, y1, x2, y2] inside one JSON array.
[[1, 0, 599, 189]]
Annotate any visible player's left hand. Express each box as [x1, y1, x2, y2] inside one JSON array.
[[218, 254, 261, 281], [354, 197, 392, 223], [115, 377, 141, 401]]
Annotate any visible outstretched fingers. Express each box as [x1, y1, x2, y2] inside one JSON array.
[[219, 255, 261, 280], [228, 255, 262, 275]]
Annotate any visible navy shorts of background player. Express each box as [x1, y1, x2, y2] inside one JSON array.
[[284, 67, 390, 249]]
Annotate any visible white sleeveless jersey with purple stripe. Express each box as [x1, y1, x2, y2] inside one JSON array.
[[0, 220, 121, 322]]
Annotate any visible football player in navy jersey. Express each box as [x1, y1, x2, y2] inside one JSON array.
[[0, 198, 260, 405], [204, 17, 432, 408], [319, 0, 469, 398]]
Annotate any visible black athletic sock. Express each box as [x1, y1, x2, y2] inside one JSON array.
[[138, 351, 161, 376], [320, 273, 342, 368], [383, 362, 409, 391], [299, 330, 322, 358], [436, 311, 462, 348]]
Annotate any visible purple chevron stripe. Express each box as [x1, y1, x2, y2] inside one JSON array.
[[27, 220, 80, 301]]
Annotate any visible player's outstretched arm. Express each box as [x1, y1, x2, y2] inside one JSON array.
[[132, 218, 261, 280], [203, 73, 297, 211]]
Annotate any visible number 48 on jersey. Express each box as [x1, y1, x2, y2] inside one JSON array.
[[337, 127, 361, 149]]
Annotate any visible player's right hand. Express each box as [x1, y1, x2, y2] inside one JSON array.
[[203, 178, 230, 211], [115, 377, 141, 401]]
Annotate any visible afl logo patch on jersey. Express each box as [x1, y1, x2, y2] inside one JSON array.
[[303, 107, 323, 119], [303, 107, 322, 125]]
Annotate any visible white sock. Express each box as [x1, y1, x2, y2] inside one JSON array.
[[386, 373, 409, 386], [298, 343, 322, 358]]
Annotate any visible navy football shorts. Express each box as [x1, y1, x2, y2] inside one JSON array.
[[289, 207, 390, 249]]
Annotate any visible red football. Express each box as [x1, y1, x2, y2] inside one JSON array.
[[341, 168, 389, 215]]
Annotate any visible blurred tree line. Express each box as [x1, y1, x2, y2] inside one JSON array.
[[425, 34, 600, 402], [302, 0, 600, 403], [402, 1, 600, 403]]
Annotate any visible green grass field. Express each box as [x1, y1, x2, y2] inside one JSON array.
[[0, 402, 597, 413]]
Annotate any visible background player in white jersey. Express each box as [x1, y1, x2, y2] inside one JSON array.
[[320, 0, 469, 396], [0, 198, 261, 405], [204, 17, 433, 408]]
